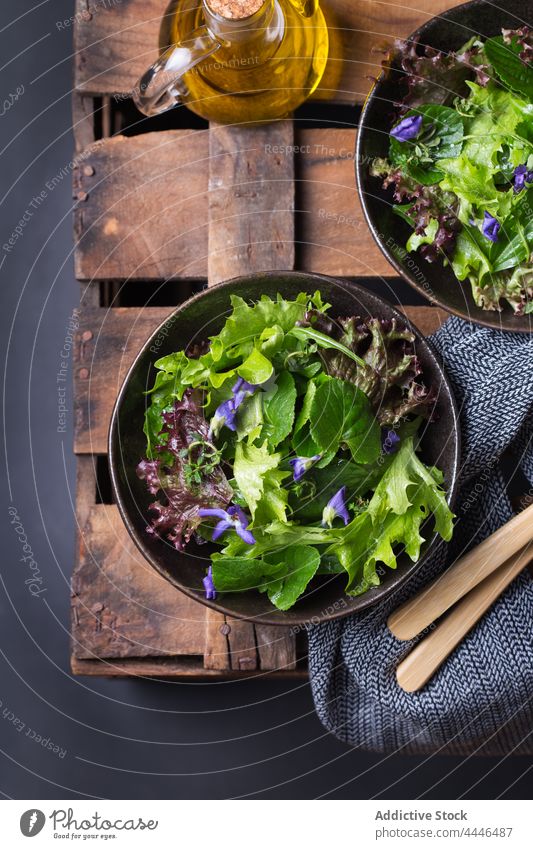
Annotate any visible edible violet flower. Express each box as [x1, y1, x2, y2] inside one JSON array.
[[390, 114, 423, 142], [322, 487, 350, 528], [481, 211, 500, 243], [512, 164, 533, 194], [202, 565, 216, 600], [209, 378, 257, 437], [289, 454, 321, 482], [382, 429, 401, 455], [198, 505, 255, 545]]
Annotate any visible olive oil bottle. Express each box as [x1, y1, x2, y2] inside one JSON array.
[[134, 0, 329, 123]]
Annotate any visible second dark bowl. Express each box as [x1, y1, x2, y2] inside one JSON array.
[[356, 0, 533, 333], [109, 272, 460, 626]]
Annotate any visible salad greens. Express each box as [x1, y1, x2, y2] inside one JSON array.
[[372, 28, 533, 315], [137, 292, 453, 611]]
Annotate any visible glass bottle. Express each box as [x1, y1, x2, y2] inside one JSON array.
[[134, 0, 329, 123]]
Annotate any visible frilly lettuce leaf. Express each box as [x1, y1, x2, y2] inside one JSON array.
[[213, 437, 454, 602], [327, 437, 453, 595]]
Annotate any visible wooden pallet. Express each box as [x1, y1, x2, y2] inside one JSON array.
[[70, 0, 456, 678]]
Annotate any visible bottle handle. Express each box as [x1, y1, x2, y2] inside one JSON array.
[[133, 26, 220, 117]]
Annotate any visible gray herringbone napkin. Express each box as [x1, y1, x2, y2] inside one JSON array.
[[308, 315, 533, 755]]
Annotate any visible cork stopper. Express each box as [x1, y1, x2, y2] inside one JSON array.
[[207, 0, 264, 20]]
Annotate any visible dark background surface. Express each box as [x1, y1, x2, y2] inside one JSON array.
[[0, 0, 532, 800]]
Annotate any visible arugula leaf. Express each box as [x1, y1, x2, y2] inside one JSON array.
[[262, 370, 297, 447], [264, 545, 321, 610], [289, 325, 365, 366], [310, 377, 381, 463], [485, 35, 533, 101], [290, 457, 389, 523]]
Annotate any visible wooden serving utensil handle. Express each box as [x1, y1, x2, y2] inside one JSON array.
[[388, 502, 533, 641], [396, 547, 532, 693]]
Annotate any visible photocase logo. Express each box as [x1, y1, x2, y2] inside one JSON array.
[[20, 809, 46, 837]]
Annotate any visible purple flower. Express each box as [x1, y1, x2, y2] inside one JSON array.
[[481, 211, 500, 243], [390, 114, 423, 142], [322, 487, 350, 528], [289, 454, 321, 482], [198, 505, 255, 545], [512, 164, 533, 194], [202, 565, 216, 600], [382, 429, 400, 455], [209, 378, 257, 437], [232, 377, 256, 404]]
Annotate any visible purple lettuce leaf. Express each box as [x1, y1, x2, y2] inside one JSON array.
[[392, 38, 485, 111], [316, 316, 437, 426], [137, 390, 232, 550], [371, 159, 461, 261], [502, 26, 533, 65]]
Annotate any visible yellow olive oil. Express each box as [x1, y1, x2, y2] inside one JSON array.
[[159, 0, 329, 123]]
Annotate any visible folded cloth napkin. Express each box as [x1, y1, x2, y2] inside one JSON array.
[[308, 315, 533, 755]]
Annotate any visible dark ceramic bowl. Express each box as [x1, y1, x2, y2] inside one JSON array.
[[109, 272, 460, 626], [356, 0, 533, 333]]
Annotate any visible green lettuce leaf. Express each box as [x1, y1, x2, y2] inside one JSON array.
[[485, 35, 533, 101], [326, 437, 453, 595], [264, 545, 321, 610], [210, 293, 308, 364], [236, 392, 263, 442], [390, 104, 464, 185], [233, 442, 281, 517], [262, 370, 297, 447], [211, 545, 320, 610], [211, 554, 285, 593], [309, 376, 381, 463]]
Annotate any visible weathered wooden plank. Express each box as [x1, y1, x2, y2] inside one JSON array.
[[226, 619, 258, 672], [72, 93, 97, 153], [73, 0, 460, 104], [74, 304, 445, 455], [72, 504, 207, 659], [400, 305, 448, 336], [73, 305, 170, 454], [71, 656, 307, 678], [74, 128, 395, 281], [208, 121, 295, 284], [73, 131, 209, 280], [204, 609, 231, 669], [255, 624, 297, 671], [297, 128, 391, 277]]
